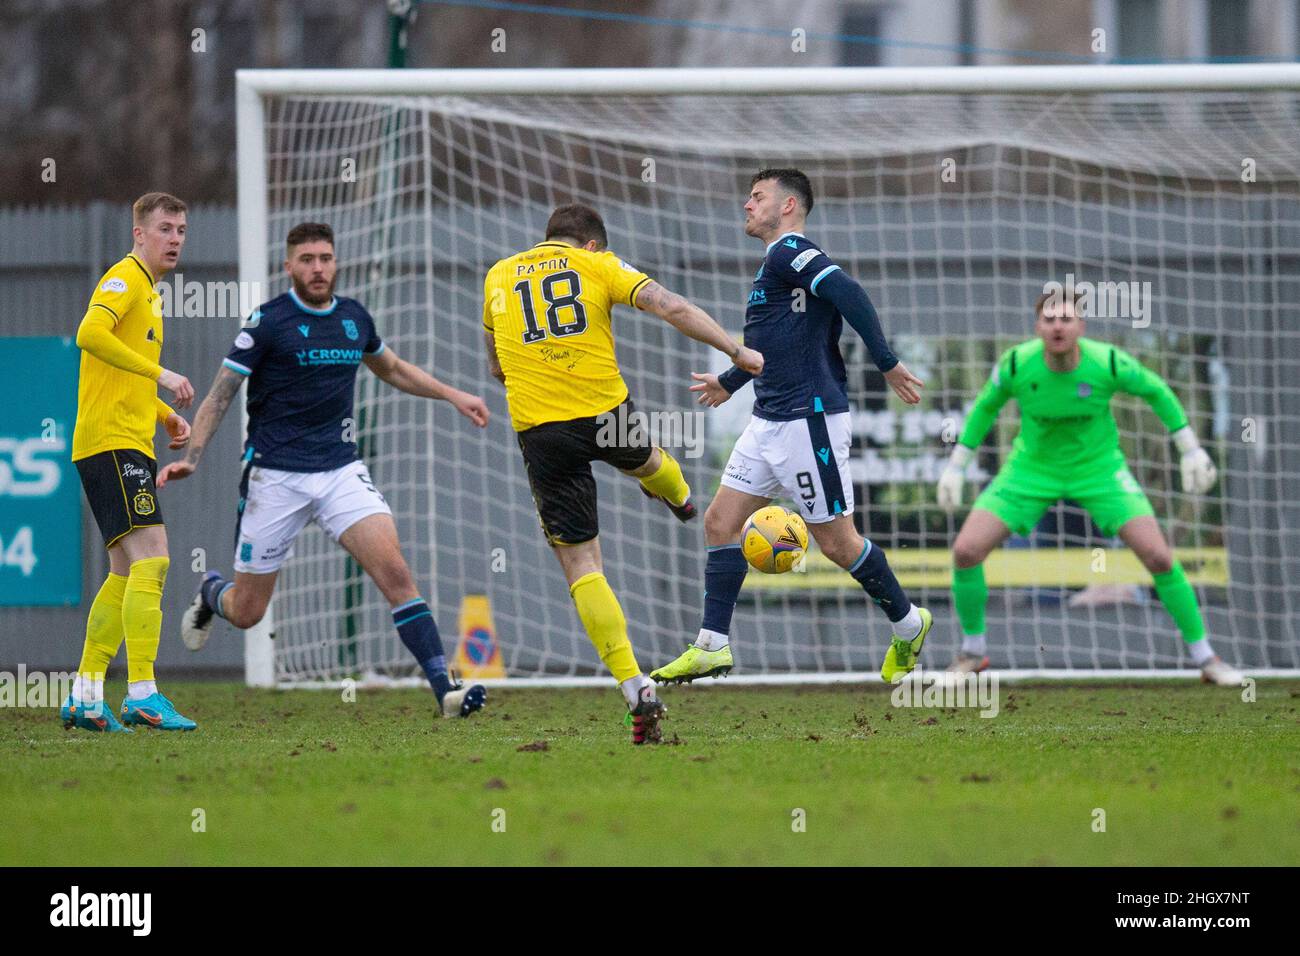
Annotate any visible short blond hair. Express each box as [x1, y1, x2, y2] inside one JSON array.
[[1034, 289, 1084, 318], [133, 192, 187, 226]]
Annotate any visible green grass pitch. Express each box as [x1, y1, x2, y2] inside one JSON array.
[[3, 680, 1297, 866]]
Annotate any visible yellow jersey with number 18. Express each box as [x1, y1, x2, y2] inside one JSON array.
[[482, 242, 652, 431], [72, 254, 167, 462]]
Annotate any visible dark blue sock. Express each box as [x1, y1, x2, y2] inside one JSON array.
[[848, 540, 912, 624], [392, 598, 453, 700], [200, 571, 232, 620], [701, 545, 749, 636]]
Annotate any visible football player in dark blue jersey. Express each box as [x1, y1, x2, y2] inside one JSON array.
[[159, 223, 491, 718], [652, 169, 934, 685]]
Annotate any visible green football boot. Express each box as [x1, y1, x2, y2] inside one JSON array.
[[650, 644, 734, 684], [880, 607, 933, 683]]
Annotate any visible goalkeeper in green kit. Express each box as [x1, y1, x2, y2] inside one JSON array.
[[935, 291, 1243, 686]]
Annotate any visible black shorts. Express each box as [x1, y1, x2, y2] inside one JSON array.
[[75, 449, 164, 548], [516, 398, 655, 545]]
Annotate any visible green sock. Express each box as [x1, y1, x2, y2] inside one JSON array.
[[1152, 561, 1206, 642], [951, 563, 988, 636]]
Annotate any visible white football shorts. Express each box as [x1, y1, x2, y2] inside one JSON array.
[[234, 460, 391, 574], [719, 412, 854, 524]]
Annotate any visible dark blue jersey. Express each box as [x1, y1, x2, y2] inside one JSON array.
[[738, 233, 850, 421], [719, 232, 898, 419], [223, 289, 385, 472]]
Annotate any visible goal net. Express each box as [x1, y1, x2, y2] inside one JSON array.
[[236, 67, 1300, 686]]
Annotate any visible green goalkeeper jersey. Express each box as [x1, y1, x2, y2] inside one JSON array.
[[957, 337, 1188, 475]]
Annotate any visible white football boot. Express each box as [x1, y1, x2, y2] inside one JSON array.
[[1200, 657, 1245, 686]]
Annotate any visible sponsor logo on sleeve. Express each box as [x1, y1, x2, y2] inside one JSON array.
[[100, 277, 128, 293], [790, 249, 821, 272], [618, 259, 638, 272], [234, 331, 255, 350]]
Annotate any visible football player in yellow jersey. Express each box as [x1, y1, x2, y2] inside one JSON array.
[[60, 192, 198, 733], [484, 203, 763, 743]]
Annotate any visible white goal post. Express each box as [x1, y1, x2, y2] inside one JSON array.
[[236, 66, 1300, 688]]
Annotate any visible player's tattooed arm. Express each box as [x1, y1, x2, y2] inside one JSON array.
[[186, 366, 244, 460], [484, 331, 506, 384], [156, 366, 244, 487], [635, 281, 762, 375]]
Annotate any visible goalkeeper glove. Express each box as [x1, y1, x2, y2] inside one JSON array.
[[1172, 426, 1217, 494], [937, 444, 973, 512]]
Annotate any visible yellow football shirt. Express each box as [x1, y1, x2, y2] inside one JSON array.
[[483, 242, 652, 431], [72, 254, 171, 461]]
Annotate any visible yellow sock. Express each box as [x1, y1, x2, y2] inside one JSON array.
[[638, 449, 690, 507], [123, 557, 169, 684], [77, 573, 128, 682], [569, 571, 640, 683]]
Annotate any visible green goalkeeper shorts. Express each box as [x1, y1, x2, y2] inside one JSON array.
[[971, 458, 1155, 537]]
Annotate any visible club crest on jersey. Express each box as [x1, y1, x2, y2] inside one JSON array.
[[298, 324, 310, 338], [133, 491, 156, 516], [342, 319, 359, 341], [1078, 382, 1092, 398]]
